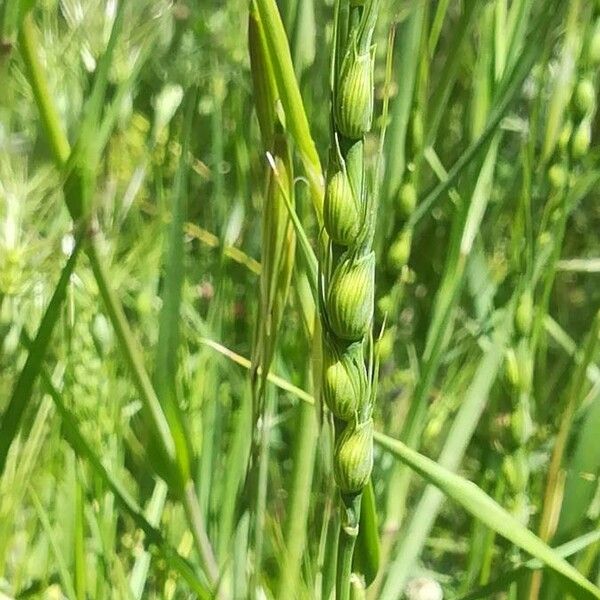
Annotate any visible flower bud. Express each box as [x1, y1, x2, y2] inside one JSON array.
[[324, 170, 361, 245], [327, 252, 375, 341], [515, 290, 533, 337], [572, 118, 591, 159], [397, 182, 417, 218], [335, 50, 374, 139], [574, 78, 596, 116], [322, 338, 368, 420], [334, 419, 374, 494], [388, 229, 412, 271]]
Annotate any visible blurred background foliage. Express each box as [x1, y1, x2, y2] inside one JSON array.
[[1, 0, 600, 598]]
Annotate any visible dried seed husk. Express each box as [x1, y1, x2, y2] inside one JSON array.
[[324, 170, 360, 245], [322, 337, 368, 420], [334, 419, 374, 495], [327, 251, 375, 341], [335, 49, 373, 139]]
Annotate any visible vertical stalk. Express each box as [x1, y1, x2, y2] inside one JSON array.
[[337, 495, 362, 600]]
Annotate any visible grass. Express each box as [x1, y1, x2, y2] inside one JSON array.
[[1, 0, 600, 598]]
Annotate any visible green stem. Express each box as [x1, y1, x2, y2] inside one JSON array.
[[336, 494, 362, 600], [278, 401, 318, 598], [182, 480, 220, 592], [17, 13, 70, 167]]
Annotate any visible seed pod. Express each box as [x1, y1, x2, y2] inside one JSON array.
[[397, 182, 417, 218], [335, 49, 373, 139], [322, 338, 368, 420], [515, 290, 533, 337], [327, 252, 375, 341], [572, 118, 591, 158], [388, 229, 412, 271], [574, 78, 596, 116], [334, 419, 374, 494], [324, 170, 361, 245]]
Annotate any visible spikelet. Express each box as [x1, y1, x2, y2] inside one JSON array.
[[334, 419, 374, 494], [324, 170, 361, 245], [322, 337, 368, 420], [327, 251, 375, 341], [572, 118, 591, 158], [335, 47, 374, 140], [515, 290, 533, 337]]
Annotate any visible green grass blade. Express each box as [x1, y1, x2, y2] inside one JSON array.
[[0, 236, 82, 474], [251, 0, 324, 220], [374, 431, 600, 600], [29, 486, 78, 600], [458, 530, 600, 600], [154, 88, 197, 488], [30, 355, 212, 600], [380, 308, 511, 599]]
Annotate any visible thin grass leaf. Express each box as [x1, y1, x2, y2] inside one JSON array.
[[374, 431, 600, 600], [251, 0, 324, 220], [0, 235, 82, 474], [457, 530, 600, 600], [30, 358, 212, 600], [29, 486, 78, 600]]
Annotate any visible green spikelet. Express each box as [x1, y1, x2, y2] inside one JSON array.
[[515, 290, 533, 337], [327, 252, 375, 341], [322, 337, 369, 420], [572, 118, 592, 158], [387, 229, 412, 271], [324, 169, 361, 245], [335, 48, 374, 140], [334, 419, 374, 494]]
